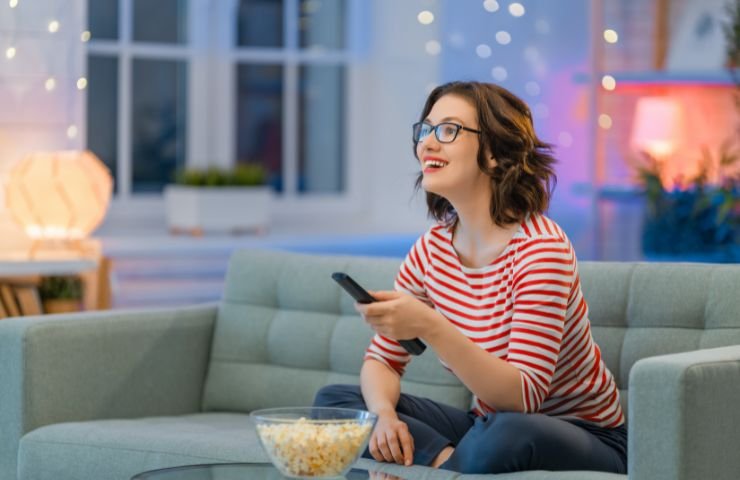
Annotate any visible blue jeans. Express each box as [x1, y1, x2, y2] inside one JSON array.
[[313, 384, 627, 474]]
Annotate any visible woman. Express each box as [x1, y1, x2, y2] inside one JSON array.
[[314, 81, 626, 474]]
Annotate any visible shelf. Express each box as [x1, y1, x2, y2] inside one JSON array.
[[573, 69, 739, 89], [0, 259, 96, 276], [572, 182, 645, 201]]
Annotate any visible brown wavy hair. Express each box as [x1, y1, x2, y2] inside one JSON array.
[[414, 81, 557, 227]]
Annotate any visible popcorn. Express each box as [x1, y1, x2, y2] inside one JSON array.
[[256, 418, 372, 477]]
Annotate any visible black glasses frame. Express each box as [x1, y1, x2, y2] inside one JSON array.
[[412, 121, 482, 144]]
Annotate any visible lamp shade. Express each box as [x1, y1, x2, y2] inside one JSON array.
[[4, 150, 113, 240], [630, 97, 683, 159]]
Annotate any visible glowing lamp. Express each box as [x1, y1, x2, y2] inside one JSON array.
[[4, 150, 113, 240], [630, 97, 683, 160]]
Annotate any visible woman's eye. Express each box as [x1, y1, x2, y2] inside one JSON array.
[[441, 125, 457, 137]]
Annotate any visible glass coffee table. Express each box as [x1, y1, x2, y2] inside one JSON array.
[[131, 462, 405, 479]]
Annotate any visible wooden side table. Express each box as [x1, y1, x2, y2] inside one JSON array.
[[0, 257, 110, 318]]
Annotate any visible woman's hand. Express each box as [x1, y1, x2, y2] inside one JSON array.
[[355, 291, 439, 341], [368, 412, 414, 466]]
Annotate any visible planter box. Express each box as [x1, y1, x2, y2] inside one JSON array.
[[43, 299, 82, 314], [164, 185, 272, 234]]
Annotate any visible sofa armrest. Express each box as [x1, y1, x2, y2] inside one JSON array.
[[0, 303, 218, 477], [628, 345, 740, 480]]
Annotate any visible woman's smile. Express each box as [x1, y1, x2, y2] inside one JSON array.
[[422, 155, 449, 174]]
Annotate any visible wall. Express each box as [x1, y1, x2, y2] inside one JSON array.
[[0, 0, 85, 252], [361, 0, 440, 233], [436, 0, 595, 254]]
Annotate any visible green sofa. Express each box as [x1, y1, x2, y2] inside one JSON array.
[[2, 249, 740, 480]]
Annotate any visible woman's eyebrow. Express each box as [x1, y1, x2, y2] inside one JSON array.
[[424, 116, 466, 124]]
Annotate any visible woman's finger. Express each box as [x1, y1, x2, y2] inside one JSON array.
[[398, 427, 415, 466], [375, 433, 395, 462], [385, 431, 405, 464], [368, 435, 384, 462]]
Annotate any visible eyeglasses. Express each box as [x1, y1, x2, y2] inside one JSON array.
[[412, 122, 482, 144]]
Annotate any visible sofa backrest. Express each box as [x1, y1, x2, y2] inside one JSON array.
[[202, 250, 740, 417], [202, 249, 471, 413], [579, 262, 740, 417]]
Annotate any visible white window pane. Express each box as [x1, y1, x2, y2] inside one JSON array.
[[237, 0, 284, 48], [133, 0, 188, 44], [131, 59, 188, 193], [298, 65, 344, 193], [88, 0, 119, 40], [236, 64, 283, 192], [300, 0, 344, 50], [87, 55, 119, 193]]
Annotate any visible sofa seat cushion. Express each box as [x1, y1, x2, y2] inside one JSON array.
[[18, 413, 265, 480]]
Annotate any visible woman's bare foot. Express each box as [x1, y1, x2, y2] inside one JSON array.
[[430, 446, 455, 468]]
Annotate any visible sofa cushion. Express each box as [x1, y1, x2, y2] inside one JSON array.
[[579, 262, 740, 390], [18, 413, 263, 480], [204, 252, 740, 426], [203, 250, 471, 413]]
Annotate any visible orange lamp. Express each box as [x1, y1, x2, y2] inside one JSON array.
[[630, 97, 683, 160], [4, 150, 113, 240]]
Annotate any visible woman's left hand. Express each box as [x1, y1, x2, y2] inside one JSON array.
[[355, 291, 438, 340]]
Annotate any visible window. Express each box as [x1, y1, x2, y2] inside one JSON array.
[[86, 0, 353, 201], [233, 0, 348, 195]]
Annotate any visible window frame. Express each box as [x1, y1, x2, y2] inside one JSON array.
[[86, 0, 368, 220]]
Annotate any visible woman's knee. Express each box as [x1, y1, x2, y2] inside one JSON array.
[[312, 384, 365, 408], [444, 413, 540, 473]]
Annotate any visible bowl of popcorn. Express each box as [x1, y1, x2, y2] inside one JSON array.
[[251, 407, 377, 479]]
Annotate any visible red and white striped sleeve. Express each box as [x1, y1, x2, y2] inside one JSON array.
[[364, 233, 431, 376], [508, 236, 574, 413], [394, 233, 433, 305]]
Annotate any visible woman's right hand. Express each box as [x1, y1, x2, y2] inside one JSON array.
[[368, 412, 414, 466]]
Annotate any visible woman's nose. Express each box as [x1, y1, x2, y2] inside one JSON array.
[[418, 131, 441, 152]]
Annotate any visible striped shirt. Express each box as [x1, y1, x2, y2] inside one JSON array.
[[365, 214, 625, 428]]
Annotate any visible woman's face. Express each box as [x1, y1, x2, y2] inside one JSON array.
[[416, 94, 492, 199]]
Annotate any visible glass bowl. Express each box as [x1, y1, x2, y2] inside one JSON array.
[[251, 407, 377, 479]]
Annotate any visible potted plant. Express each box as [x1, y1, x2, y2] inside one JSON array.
[[636, 142, 740, 262], [164, 164, 272, 235], [39, 276, 83, 314]]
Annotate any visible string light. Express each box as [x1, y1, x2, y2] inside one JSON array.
[[5, 47, 16, 59], [9, 0, 18, 8], [45, 77, 56, 91], [604, 29, 619, 44], [525, 81, 541, 96], [476, 44, 492, 58], [81, 31, 91, 42], [66, 125, 78, 139], [495, 31, 511, 45], [417, 10, 434, 25], [491, 66, 508, 82], [425, 40, 441, 56], [76, 77, 88, 90], [601, 75, 616, 91], [48, 20, 60, 33], [483, 0, 499, 13], [598, 114, 612, 129], [448, 32, 465, 48], [508, 3, 525, 17], [535, 19, 550, 35], [558, 132, 573, 147]]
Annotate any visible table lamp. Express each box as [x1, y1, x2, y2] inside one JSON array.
[[4, 150, 113, 245], [630, 97, 684, 188]]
